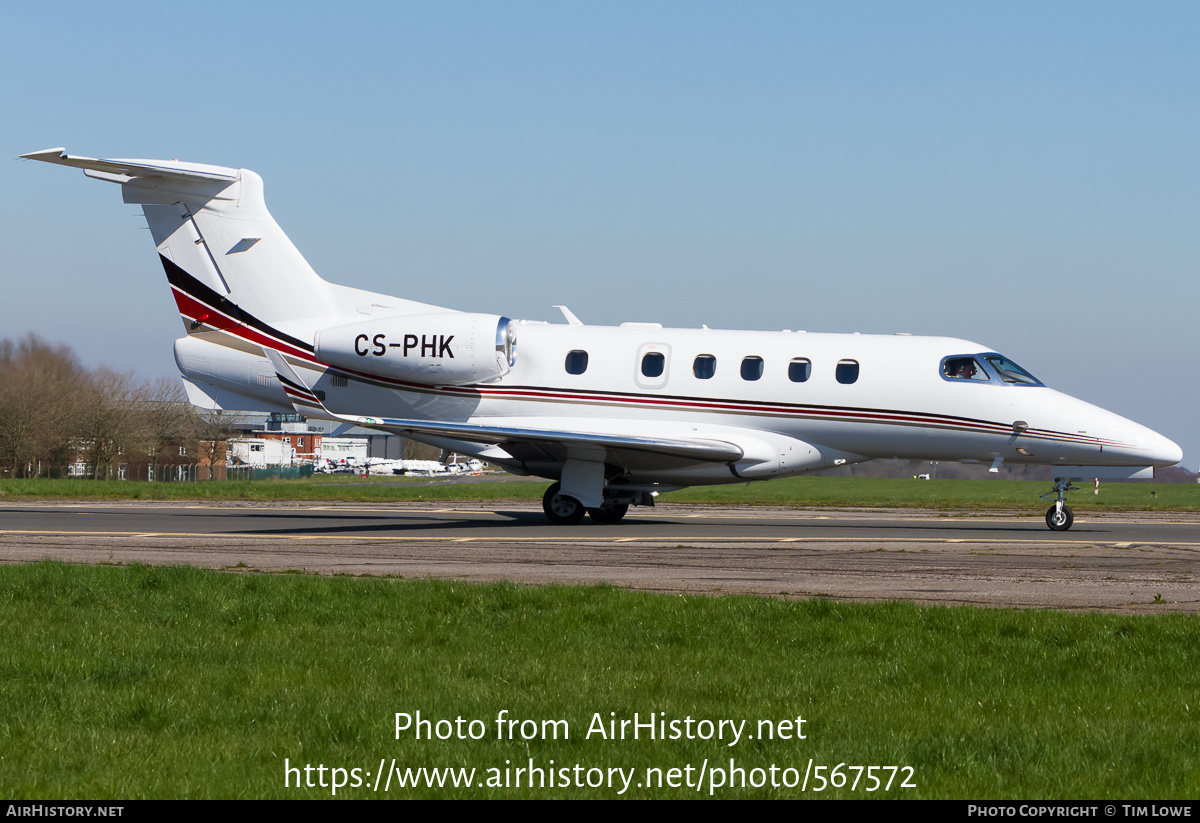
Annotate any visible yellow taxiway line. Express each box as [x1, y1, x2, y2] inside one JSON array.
[[2, 529, 1199, 548]]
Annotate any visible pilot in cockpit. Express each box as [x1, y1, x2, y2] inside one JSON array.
[[945, 358, 985, 381]]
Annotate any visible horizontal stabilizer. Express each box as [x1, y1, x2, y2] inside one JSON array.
[[20, 148, 238, 184]]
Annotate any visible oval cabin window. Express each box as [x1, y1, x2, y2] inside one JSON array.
[[565, 350, 588, 375], [641, 352, 665, 378], [788, 358, 811, 383], [741, 356, 764, 381], [836, 359, 859, 384]]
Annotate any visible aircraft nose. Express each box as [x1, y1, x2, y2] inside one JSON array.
[[1110, 417, 1182, 467], [1143, 429, 1183, 467], [1039, 390, 1182, 468]]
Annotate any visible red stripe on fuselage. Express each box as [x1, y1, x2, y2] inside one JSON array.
[[171, 287, 316, 362], [173, 293, 1124, 450]]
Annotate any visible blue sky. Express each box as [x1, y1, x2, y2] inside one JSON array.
[[3, 1, 1197, 468]]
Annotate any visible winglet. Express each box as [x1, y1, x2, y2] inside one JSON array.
[[263, 349, 332, 417]]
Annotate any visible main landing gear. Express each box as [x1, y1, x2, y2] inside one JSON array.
[[1042, 478, 1077, 531], [542, 482, 586, 524], [541, 483, 633, 525]]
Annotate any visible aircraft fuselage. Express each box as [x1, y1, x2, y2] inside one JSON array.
[[24, 147, 1183, 528]]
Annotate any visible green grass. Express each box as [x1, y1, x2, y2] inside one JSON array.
[[664, 476, 1200, 511], [1, 562, 1197, 798], [2, 475, 1197, 512], [0, 476, 550, 503]]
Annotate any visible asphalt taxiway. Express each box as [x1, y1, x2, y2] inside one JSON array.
[[2, 501, 1197, 613]]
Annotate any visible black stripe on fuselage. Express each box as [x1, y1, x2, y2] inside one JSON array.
[[159, 254, 314, 354], [182, 294, 1116, 450]]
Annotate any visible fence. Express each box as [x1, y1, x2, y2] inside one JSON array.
[[224, 465, 315, 482]]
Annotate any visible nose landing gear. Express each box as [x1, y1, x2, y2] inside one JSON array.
[[1042, 478, 1078, 531]]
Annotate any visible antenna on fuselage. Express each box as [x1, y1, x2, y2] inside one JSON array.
[[554, 305, 583, 326]]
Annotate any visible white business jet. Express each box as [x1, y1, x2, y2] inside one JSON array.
[[22, 148, 1182, 529]]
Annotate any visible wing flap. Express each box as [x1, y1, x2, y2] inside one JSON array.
[[358, 416, 745, 464]]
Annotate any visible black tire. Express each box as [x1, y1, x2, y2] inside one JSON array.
[[1045, 504, 1073, 531], [587, 503, 629, 524], [543, 482, 586, 525]]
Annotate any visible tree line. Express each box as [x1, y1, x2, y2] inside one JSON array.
[[0, 335, 223, 480]]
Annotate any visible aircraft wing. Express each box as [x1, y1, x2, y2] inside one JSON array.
[[264, 350, 745, 467], [339, 416, 745, 464]]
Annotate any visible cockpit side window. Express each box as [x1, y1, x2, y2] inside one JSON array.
[[942, 356, 988, 382]]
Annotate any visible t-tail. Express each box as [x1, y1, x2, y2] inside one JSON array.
[[20, 148, 441, 353], [21, 148, 465, 411]]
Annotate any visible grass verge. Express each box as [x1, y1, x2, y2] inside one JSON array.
[[1, 476, 1197, 512], [1, 562, 1196, 798]]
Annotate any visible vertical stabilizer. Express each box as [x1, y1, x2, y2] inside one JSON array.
[[21, 149, 341, 344]]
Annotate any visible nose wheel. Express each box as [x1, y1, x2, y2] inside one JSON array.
[[1045, 504, 1073, 531], [1041, 478, 1078, 531]]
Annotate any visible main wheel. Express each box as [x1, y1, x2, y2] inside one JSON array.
[[587, 502, 629, 524], [1045, 504, 1073, 531], [543, 482, 586, 525]]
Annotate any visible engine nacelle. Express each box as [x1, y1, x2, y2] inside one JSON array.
[[316, 312, 516, 385]]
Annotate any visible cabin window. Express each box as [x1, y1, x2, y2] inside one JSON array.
[[788, 358, 811, 382], [641, 352, 665, 378], [741, 356, 764, 381], [836, 359, 859, 384], [693, 355, 716, 379], [565, 350, 589, 375]]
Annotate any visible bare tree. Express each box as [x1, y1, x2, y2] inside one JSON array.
[[143, 377, 199, 481], [0, 335, 84, 477], [195, 407, 238, 480], [76, 368, 151, 480]]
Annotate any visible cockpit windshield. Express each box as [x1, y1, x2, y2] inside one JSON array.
[[983, 355, 1041, 385], [940, 353, 1044, 386]]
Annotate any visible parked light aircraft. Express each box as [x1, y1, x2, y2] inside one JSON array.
[[22, 148, 1182, 529]]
